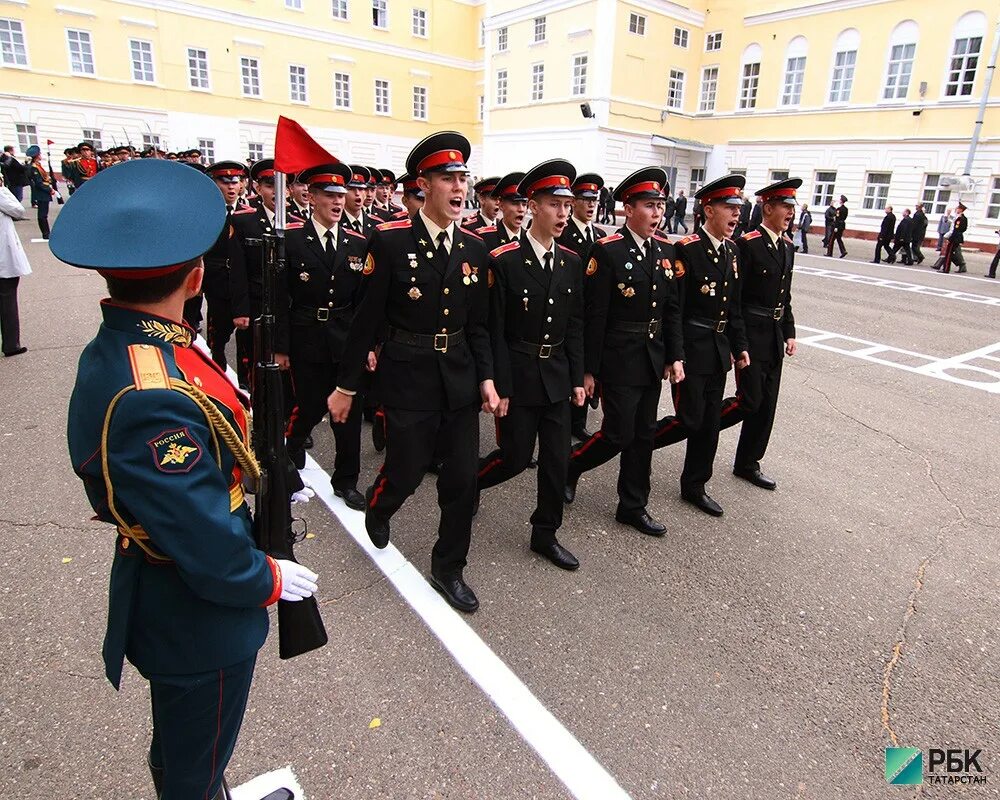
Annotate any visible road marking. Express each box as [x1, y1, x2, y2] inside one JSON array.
[[795, 265, 1000, 306], [232, 767, 304, 800], [796, 325, 1000, 393], [301, 456, 631, 800], [810, 253, 999, 285]]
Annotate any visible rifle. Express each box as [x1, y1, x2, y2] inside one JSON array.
[[46, 142, 64, 205], [252, 170, 328, 659]]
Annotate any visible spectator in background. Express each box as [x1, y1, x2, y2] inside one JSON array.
[[910, 203, 928, 264], [985, 230, 999, 279], [891, 208, 914, 265], [0, 172, 30, 356], [823, 200, 836, 249], [673, 189, 688, 233], [664, 193, 676, 233], [736, 193, 751, 237], [0, 145, 27, 203], [26, 145, 56, 240], [872, 206, 896, 263], [797, 203, 812, 254], [936, 208, 952, 251], [749, 196, 764, 231]]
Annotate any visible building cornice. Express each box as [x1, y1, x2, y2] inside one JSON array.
[[744, 0, 897, 26], [622, 0, 705, 28], [484, 0, 590, 31]]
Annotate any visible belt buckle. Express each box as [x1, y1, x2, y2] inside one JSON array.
[[715, 320, 727, 333], [538, 343, 552, 359], [316, 308, 330, 322], [773, 306, 784, 320], [433, 332, 449, 353]]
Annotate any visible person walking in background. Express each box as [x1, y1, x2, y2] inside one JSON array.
[[1, 145, 27, 203], [26, 145, 55, 239], [825, 195, 848, 258], [910, 203, 928, 264], [664, 193, 676, 234], [797, 203, 812, 254], [934, 202, 968, 273], [822, 200, 836, 249], [0, 173, 30, 356], [986, 229, 999, 279], [673, 189, 688, 233], [890, 209, 914, 265], [872, 206, 896, 263], [936, 208, 952, 251], [749, 196, 764, 231]]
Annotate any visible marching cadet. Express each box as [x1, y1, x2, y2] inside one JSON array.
[[396, 172, 424, 218], [656, 175, 750, 517], [200, 160, 248, 370], [558, 172, 608, 442], [56, 159, 318, 800], [328, 131, 499, 613], [287, 174, 312, 219], [477, 160, 585, 570], [364, 167, 386, 221], [935, 201, 968, 273], [275, 162, 369, 509], [478, 172, 527, 249], [463, 176, 500, 230], [825, 194, 849, 258], [563, 168, 684, 537], [343, 165, 380, 241], [726, 179, 799, 490], [374, 168, 402, 216]]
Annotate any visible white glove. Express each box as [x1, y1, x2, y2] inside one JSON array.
[[291, 485, 315, 504], [276, 560, 319, 602]]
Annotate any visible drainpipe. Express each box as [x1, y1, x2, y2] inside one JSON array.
[[963, 17, 1000, 176]]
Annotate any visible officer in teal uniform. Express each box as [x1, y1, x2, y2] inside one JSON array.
[[53, 159, 319, 800]]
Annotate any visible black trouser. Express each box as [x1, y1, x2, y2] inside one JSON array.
[[988, 249, 1000, 278], [206, 294, 235, 370], [148, 655, 255, 800], [367, 403, 479, 577], [570, 400, 590, 435], [0, 277, 21, 354], [478, 400, 571, 544], [673, 370, 726, 496], [936, 239, 966, 273], [910, 238, 924, 264], [286, 357, 361, 490], [800, 232, 809, 254], [733, 357, 783, 472], [826, 228, 846, 257], [183, 294, 204, 333], [569, 382, 661, 513], [890, 239, 912, 265], [873, 237, 893, 263], [36, 198, 50, 238], [234, 326, 253, 389]]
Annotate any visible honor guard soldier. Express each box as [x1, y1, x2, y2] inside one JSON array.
[[478, 172, 527, 249], [328, 131, 499, 613], [723, 178, 799, 490], [936, 201, 968, 273], [56, 160, 318, 800], [464, 176, 500, 230], [558, 172, 608, 442], [396, 172, 424, 218], [343, 165, 380, 240], [564, 167, 684, 537], [655, 175, 750, 517], [276, 163, 369, 509], [477, 160, 586, 570]]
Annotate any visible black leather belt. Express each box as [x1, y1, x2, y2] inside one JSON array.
[[290, 302, 351, 323], [608, 319, 661, 336], [388, 326, 465, 352], [508, 339, 564, 358], [745, 304, 785, 321], [686, 317, 727, 333]]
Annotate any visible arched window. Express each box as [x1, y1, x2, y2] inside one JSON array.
[[781, 36, 808, 105], [829, 28, 860, 103], [945, 11, 986, 96], [883, 20, 919, 100], [739, 43, 762, 109]]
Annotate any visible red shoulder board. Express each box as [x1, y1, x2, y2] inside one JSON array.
[[741, 230, 762, 240], [678, 233, 701, 245], [286, 222, 305, 229], [460, 227, 483, 241], [232, 207, 256, 216], [557, 244, 576, 255], [392, 209, 409, 219], [490, 241, 520, 258], [344, 228, 366, 239], [476, 225, 497, 234], [651, 233, 670, 243], [376, 219, 412, 232], [596, 232, 623, 245]]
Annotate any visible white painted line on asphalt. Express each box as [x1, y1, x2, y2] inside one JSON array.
[[810, 253, 999, 285], [231, 767, 304, 800], [796, 325, 1000, 393], [300, 456, 632, 800], [30, 238, 48, 243], [795, 265, 1000, 306]]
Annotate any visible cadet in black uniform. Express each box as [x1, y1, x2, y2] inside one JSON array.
[[463, 176, 500, 230], [936, 201, 968, 273], [477, 160, 585, 570], [662, 175, 749, 517], [274, 163, 368, 510], [328, 132, 498, 613], [364, 167, 387, 222], [374, 168, 402, 216], [397, 172, 424, 218], [825, 194, 848, 258], [564, 168, 684, 536], [478, 172, 527, 250], [558, 172, 608, 442], [343, 165, 380, 240]]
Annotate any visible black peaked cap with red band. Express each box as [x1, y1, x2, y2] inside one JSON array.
[[406, 131, 471, 176], [613, 167, 668, 203], [573, 172, 604, 199], [249, 158, 277, 183], [695, 174, 746, 206], [755, 177, 802, 205], [474, 176, 501, 195], [492, 171, 527, 201], [298, 162, 351, 194], [346, 164, 370, 189], [398, 172, 424, 198], [206, 160, 248, 184], [517, 160, 577, 200]]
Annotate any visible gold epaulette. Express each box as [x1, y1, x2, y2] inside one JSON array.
[[127, 344, 170, 390]]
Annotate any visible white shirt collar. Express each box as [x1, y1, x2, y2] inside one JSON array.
[[761, 224, 782, 244], [526, 229, 555, 264], [503, 222, 521, 242], [344, 209, 362, 226], [418, 208, 455, 253], [311, 218, 338, 247], [702, 227, 725, 252], [625, 225, 649, 252], [571, 215, 592, 237]]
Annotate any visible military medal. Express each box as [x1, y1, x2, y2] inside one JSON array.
[[625, 262, 633, 270], [623, 287, 636, 298], [300, 272, 310, 282], [523, 297, 529, 311], [408, 287, 422, 300], [700, 283, 709, 294], [348, 255, 362, 271], [710, 281, 717, 297]]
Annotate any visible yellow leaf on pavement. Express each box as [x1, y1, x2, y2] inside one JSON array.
[[369, 717, 381, 729]]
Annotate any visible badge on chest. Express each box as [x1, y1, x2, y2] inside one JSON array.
[[348, 255, 363, 271]]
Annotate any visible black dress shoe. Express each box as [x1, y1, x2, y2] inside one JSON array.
[[530, 540, 580, 570], [571, 427, 593, 442], [429, 573, 479, 613], [682, 492, 724, 517], [303, 434, 314, 450], [614, 509, 666, 536], [288, 447, 306, 470], [472, 489, 481, 517], [564, 471, 580, 504], [372, 416, 386, 452], [526, 456, 537, 469], [364, 489, 390, 548], [426, 461, 442, 475], [733, 467, 777, 490], [2, 346, 27, 357], [334, 486, 366, 510]]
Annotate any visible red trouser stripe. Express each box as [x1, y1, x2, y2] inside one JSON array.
[[369, 474, 387, 509], [571, 429, 604, 460]]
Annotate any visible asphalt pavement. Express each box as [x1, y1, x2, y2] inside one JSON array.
[[1, 209, 997, 799]]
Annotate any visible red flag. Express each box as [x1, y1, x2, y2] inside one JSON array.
[[46, 139, 55, 145], [274, 116, 338, 173]]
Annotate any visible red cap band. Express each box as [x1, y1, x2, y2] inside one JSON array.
[[417, 148, 465, 173], [307, 173, 345, 186], [256, 169, 275, 179], [477, 183, 498, 194], [575, 182, 599, 192], [701, 186, 742, 204], [527, 175, 572, 197], [623, 181, 662, 201], [209, 168, 244, 178], [97, 262, 188, 280], [501, 184, 524, 198], [761, 187, 796, 201]]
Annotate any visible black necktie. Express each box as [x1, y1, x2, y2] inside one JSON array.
[[584, 226, 592, 244], [543, 252, 552, 272], [226, 205, 234, 214], [642, 240, 650, 260], [324, 230, 335, 253], [436, 230, 448, 257], [351, 219, 362, 233]]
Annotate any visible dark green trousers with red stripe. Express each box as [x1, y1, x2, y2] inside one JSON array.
[[147, 655, 256, 799]]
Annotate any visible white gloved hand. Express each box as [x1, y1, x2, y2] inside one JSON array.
[[291, 478, 315, 505], [276, 560, 319, 602]]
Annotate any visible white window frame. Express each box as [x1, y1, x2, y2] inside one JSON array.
[[197, 138, 215, 164], [15, 123, 37, 153], [533, 16, 546, 44], [240, 55, 261, 98], [882, 21, 918, 102], [829, 48, 857, 104], [331, 0, 349, 21], [673, 27, 688, 49], [495, 67, 507, 105], [572, 53, 587, 97], [81, 128, 102, 150], [921, 174, 952, 215], [412, 85, 428, 120], [689, 168, 705, 195], [66, 28, 95, 76], [497, 26, 507, 52], [187, 47, 211, 91], [247, 142, 264, 162], [142, 133, 161, 150], [781, 55, 806, 106], [628, 13, 646, 36], [411, 8, 427, 38], [986, 176, 1000, 219], [372, 0, 388, 30], [286, 0, 303, 10], [374, 78, 391, 115], [944, 35, 982, 98], [739, 61, 760, 110], [862, 172, 891, 210], [333, 71, 352, 109], [667, 69, 684, 109], [770, 169, 790, 181], [813, 171, 837, 207], [1, 18, 29, 68], [699, 65, 718, 112], [531, 62, 544, 101], [128, 38, 155, 83], [478, 94, 484, 121], [289, 63, 308, 103], [705, 31, 722, 52]]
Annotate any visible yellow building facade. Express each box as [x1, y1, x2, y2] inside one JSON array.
[[3, 0, 999, 243]]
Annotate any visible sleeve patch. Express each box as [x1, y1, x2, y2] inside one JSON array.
[[148, 427, 203, 474], [363, 252, 375, 275], [487, 268, 495, 288], [586, 257, 598, 276], [673, 259, 686, 278]]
